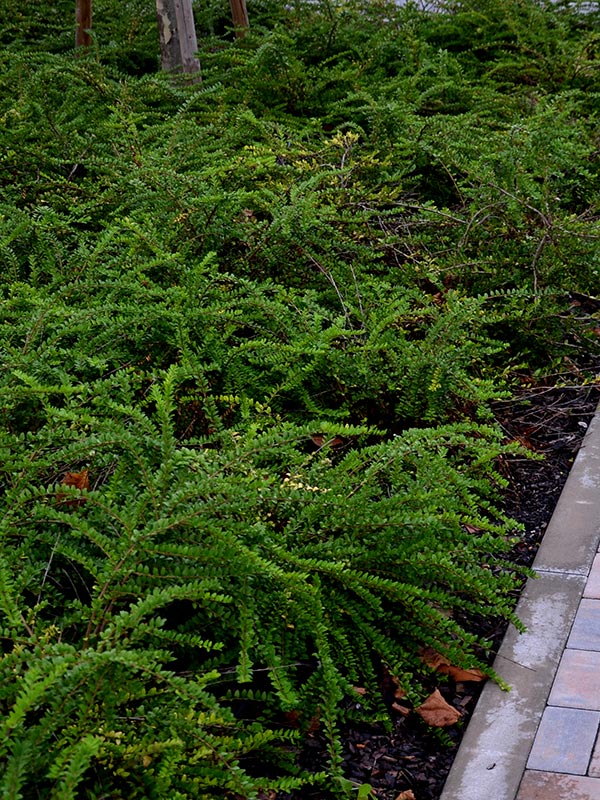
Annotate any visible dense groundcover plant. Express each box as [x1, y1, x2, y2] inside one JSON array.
[[0, 0, 599, 797]]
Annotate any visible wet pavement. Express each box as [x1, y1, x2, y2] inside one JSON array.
[[441, 404, 600, 800]]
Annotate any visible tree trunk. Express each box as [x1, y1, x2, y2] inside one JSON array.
[[229, 0, 249, 38], [75, 0, 92, 50], [156, 0, 201, 75]]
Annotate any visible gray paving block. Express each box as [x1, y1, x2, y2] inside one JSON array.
[[526, 706, 600, 775], [590, 733, 600, 778], [549, 650, 600, 710], [585, 554, 600, 600], [534, 411, 600, 575], [517, 770, 600, 799], [441, 404, 600, 800], [439, 572, 586, 800], [568, 599, 600, 651]]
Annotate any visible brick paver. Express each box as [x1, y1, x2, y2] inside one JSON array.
[[590, 733, 600, 778], [440, 406, 600, 800], [526, 706, 600, 775], [549, 649, 600, 710], [568, 599, 600, 651], [516, 770, 600, 799], [585, 554, 600, 599]]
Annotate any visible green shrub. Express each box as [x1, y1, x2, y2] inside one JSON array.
[[1, 1, 599, 795]]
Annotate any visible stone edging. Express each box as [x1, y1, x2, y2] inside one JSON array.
[[440, 402, 600, 800]]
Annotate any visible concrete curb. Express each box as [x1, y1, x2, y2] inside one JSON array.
[[440, 402, 600, 800]]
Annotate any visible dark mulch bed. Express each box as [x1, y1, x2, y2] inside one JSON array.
[[290, 379, 600, 800]]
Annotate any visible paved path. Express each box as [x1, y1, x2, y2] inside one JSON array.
[[441, 403, 600, 800], [518, 553, 600, 799]]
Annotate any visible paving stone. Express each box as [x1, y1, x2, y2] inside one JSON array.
[[585, 554, 600, 599], [533, 410, 600, 575], [440, 405, 600, 800], [439, 572, 586, 800], [549, 650, 600, 710], [590, 733, 600, 778], [568, 599, 600, 651], [526, 706, 600, 774], [517, 770, 600, 799]]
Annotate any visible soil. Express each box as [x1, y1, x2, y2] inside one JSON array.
[[289, 379, 600, 800]]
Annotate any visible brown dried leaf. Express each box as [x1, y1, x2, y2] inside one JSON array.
[[310, 434, 344, 448], [442, 664, 486, 683], [283, 710, 300, 728], [388, 672, 408, 701], [57, 470, 90, 507], [394, 684, 407, 701], [419, 647, 447, 671], [395, 792, 416, 800], [464, 523, 483, 534], [419, 647, 486, 683], [62, 470, 90, 490], [415, 689, 461, 727], [391, 701, 411, 717], [307, 713, 321, 734]]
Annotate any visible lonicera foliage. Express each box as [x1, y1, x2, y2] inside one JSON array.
[[0, 0, 599, 797]]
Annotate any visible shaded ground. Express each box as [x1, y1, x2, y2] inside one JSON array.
[[291, 379, 600, 800]]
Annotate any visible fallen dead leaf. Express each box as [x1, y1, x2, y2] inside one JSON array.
[[307, 713, 321, 734], [419, 647, 486, 683], [420, 647, 446, 671], [310, 434, 344, 448], [391, 701, 411, 717], [415, 689, 461, 727], [284, 710, 300, 728], [442, 664, 486, 682], [464, 523, 484, 533], [394, 684, 407, 700], [395, 791, 416, 800], [57, 469, 90, 507], [62, 469, 90, 490], [388, 673, 407, 700]]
